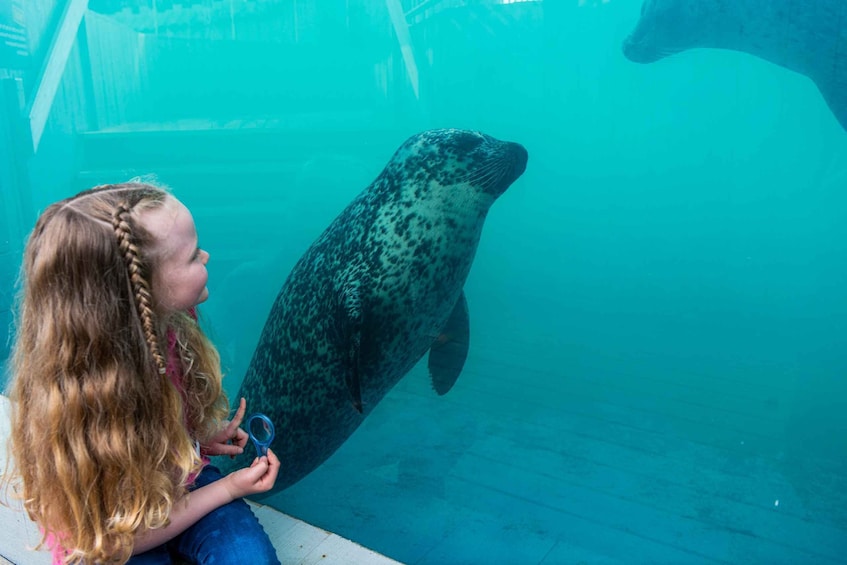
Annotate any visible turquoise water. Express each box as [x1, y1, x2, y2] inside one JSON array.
[[3, 1, 847, 563]]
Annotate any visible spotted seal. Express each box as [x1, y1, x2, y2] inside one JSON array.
[[622, 0, 847, 131], [225, 129, 528, 494]]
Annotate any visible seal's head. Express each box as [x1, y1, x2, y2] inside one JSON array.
[[622, 0, 718, 63], [385, 129, 528, 205]]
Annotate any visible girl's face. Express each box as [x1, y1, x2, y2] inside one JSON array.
[[140, 196, 210, 314]]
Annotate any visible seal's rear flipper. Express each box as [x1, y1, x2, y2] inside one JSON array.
[[428, 291, 470, 395]]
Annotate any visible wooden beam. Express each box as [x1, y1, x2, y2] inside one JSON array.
[[386, 0, 419, 99], [405, 0, 447, 21], [27, 0, 89, 153]]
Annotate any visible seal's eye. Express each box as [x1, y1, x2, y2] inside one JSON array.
[[452, 134, 483, 154]]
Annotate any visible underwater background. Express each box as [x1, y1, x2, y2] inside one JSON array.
[[1, 1, 847, 563]]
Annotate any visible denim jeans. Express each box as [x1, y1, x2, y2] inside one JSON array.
[[127, 466, 280, 565]]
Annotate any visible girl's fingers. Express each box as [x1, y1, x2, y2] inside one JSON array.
[[227, 398, 247, 435], [216, 443, 243, 456], [261, 449, 281, 487], [234, 428, 249, 448], [266, 448, 280, 468]]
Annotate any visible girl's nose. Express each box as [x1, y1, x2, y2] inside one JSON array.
[[201, 249, 210, 265]]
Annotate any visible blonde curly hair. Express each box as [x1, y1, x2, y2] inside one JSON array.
[[2, 183, 229, 563]]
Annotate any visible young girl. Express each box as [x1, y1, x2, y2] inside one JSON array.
[[2, 182, 281, 564]]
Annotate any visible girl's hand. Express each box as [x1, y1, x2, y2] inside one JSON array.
[[223, 449, 281, 500], [201, 397, 249, 457]]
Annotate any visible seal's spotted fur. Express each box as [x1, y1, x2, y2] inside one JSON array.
[[230, 129, 528, 493]]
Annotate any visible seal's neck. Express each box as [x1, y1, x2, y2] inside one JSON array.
[[703, 0, 829, 77]]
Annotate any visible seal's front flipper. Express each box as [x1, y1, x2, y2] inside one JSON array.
[[428, 291, 470, 395], [342, 282, 364, 413]]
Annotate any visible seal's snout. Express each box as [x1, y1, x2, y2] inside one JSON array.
[[513, 143, 528, 176], [506, 142, 528, 184], [482, 140, 527, 199], [622, 36, 638, 60], [623, 0, 661, 63], [622, 36, 658, 63]]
